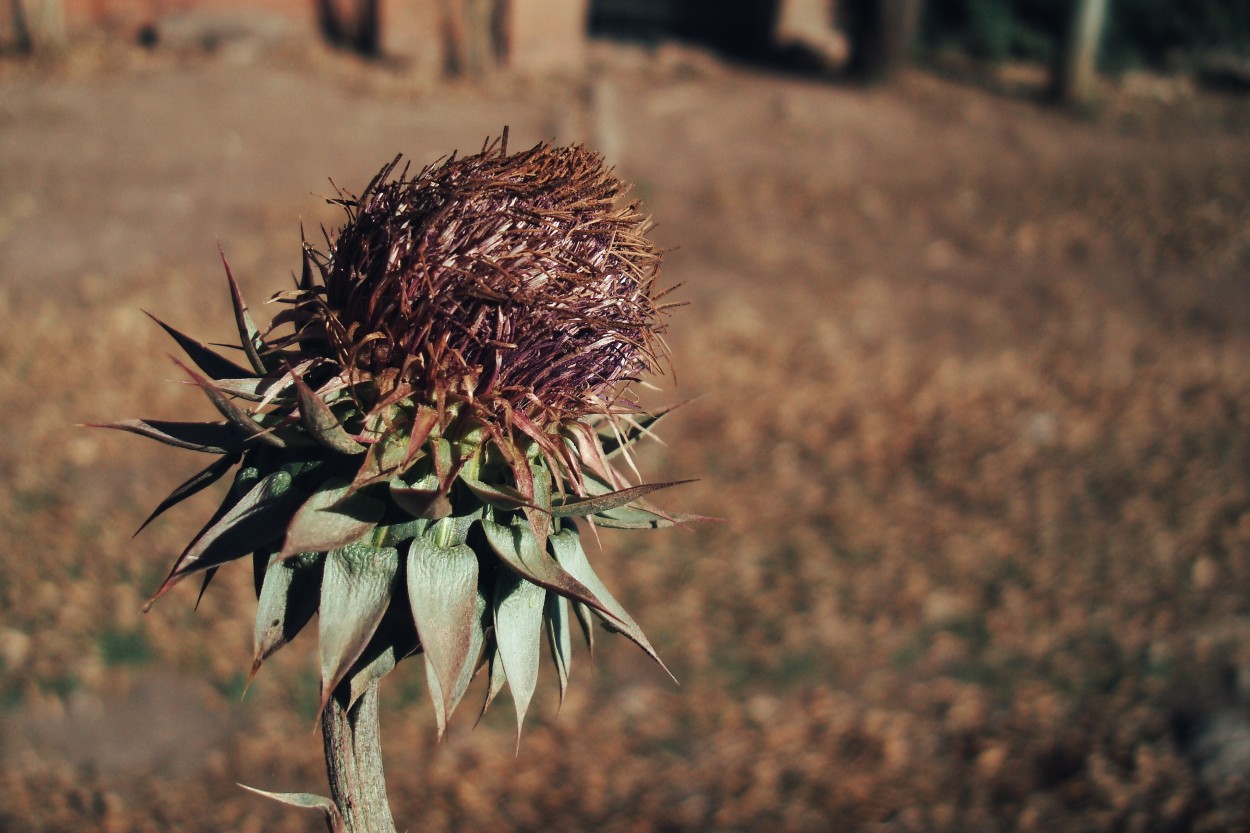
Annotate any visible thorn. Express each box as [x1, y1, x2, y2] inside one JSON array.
[[242, 659, 262, 699]]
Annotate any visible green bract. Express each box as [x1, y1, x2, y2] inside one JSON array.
[[98, 137, 700, 737]]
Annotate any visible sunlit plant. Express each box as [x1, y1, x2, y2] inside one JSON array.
[[97, 134, 699, 832]]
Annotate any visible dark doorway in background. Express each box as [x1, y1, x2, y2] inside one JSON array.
[[588, 0, 779, 60]]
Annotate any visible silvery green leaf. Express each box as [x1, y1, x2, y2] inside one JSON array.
[[251, 552, 323, 677], [176, 359, 285, 448], [407, 531, 480, 734], [346, 607, 418, 709], [292, 373, 363, 455], [549, 528, 671, 678], [573, 600, 595, 654], [222, 253, 270, 374], [446, 590, 488, 724], [479, 639, 507, 723], [526, 459, 553, 550], [237, 785, 343, 833], [460, 475, 540, 511], [318, 543, 400, 713], [551, 480, 694, 519], [92, 418, 245, 453], [145, 310, 251, 380], [155, 470, 298, 598], [134, 451, 242, 536], [545, 593, 572, 705], [350, 649, 398, 709], [492, 568, 546, 736], [280, 479, 383, 559], [481, 518, 608, 622]]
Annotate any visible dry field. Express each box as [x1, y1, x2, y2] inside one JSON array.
[[2, 29, 1250, 832]]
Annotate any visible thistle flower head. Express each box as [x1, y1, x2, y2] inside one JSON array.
[[283, 137, 667, 436], [98, 136, 701, 739]]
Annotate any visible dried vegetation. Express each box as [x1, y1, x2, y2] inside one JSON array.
[[2, 38, 1250, 833]]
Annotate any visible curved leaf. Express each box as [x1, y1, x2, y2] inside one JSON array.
[[572, 600, 596, 655], [153, 470, 299, 599], [176, 359, 286, 448], [481, 518, 610, 624], [237, 785, 343, 833], [91, 419, 244, 453], [222, 253, 270, 374], [346, 600, 419, 709], [146, 310, 252, 380], [545, 593, 572, 705], [548, 527, 672, 680], [478, 638, 508, 724], [460, 475, 541, 512], [291, 372, 364, 455], [206, 375, 285, 403], [134, 451, 242, 536], [318, 543, 400, 714], [280, 480, 383, 559], [406, 530, 480, 735], [551, 480, 695, 519], [251, 552, 323, 681], [492, 568, 546, 738], [425, 589, 488, 737]]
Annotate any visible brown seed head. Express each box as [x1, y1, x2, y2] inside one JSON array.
[[290, 136, 667, 432]]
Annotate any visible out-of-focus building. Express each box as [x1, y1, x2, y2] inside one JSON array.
[[9, 0, 847, 76]]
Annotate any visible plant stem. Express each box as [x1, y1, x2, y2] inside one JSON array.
[[321, 681, 398, 833]]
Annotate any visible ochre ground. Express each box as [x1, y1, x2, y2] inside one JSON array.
[[2, 28, 1250, 832]]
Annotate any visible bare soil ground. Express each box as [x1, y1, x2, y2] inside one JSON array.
[[3, 28, 1250, 832]]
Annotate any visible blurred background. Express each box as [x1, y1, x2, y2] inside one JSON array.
[[2, 1, 1250, 831]]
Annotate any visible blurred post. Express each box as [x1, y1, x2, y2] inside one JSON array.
[[316, 0, 382, 57], [441, 0, 587, 77], [442, 0, 506, 76], [844, 0, 924, 83], [773, 0, 850, 71], [1055, 0, 1109, 107], [9, 0, 64, 55]]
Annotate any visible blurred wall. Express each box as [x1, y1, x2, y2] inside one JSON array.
[[23, 0, 589, 74]]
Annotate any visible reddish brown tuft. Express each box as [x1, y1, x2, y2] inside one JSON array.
[[286, 136, 668, 432]]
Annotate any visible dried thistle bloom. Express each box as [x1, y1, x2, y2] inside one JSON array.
[[297, 141, 668, 431], [97, 135, 699, 744]]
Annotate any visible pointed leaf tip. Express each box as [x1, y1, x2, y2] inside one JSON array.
[[317, 543, 399, 717], [549, 527, 675, 683], [291, 371, 364, 455], [133, 452, 241, 537], [551, 479, 696, 518], [153, 469, 298, 602], [280, 480, 383, 559], [221, 251, 269, 375], [253, 552, 323, 674], [492, 568, 545, 738], [407, 531, 481, 732], [173, 358, 286, 449], [91, 418, 246, 454], [237, 785, 344, 833], [145, 310, 252, 380]]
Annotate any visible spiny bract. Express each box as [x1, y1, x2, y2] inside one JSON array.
[[99, 136, 701, 737]]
